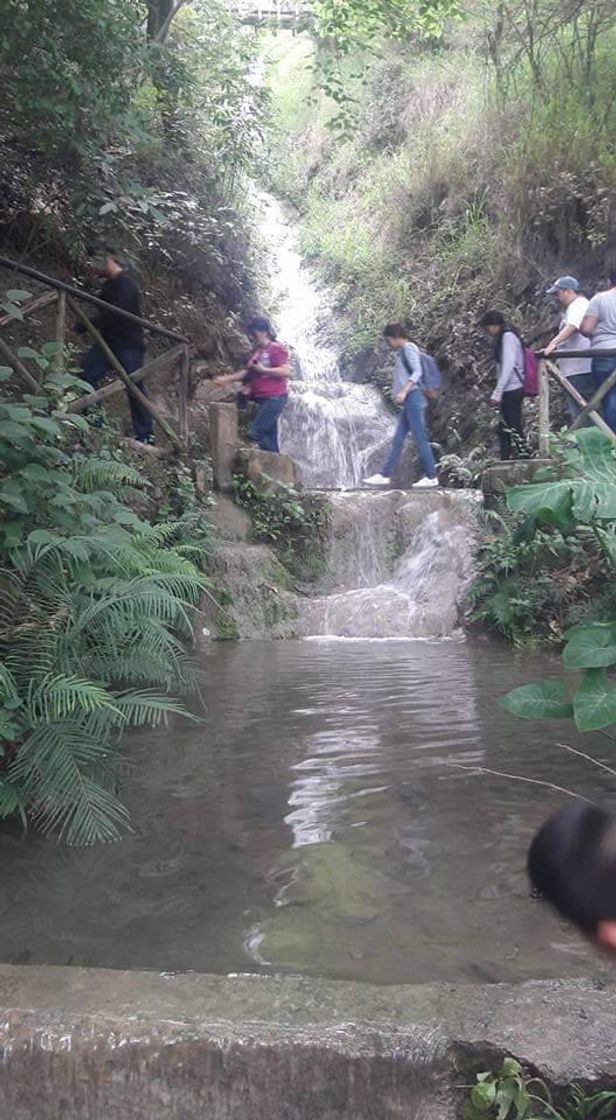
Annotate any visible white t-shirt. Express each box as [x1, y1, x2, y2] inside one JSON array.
[[558, 295, 591, 377], [586, 289, 616, 350]]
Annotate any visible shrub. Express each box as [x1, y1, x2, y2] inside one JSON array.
[[0, 361, 207, 844]]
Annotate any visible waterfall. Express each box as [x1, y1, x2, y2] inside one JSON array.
[[258, 194, 394, 489], [298, 491, 478, 639], [255, 194, 478, 639]]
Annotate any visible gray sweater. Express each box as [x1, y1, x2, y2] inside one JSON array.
[[491, 331, 525, 402], [393, 342, 423, 396]]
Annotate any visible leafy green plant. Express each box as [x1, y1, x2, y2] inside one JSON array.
[[0, 366, 207, 844], [468, 508, 603, 647], [464, 1058, 616, 1120], [501, 430, 616, 732], [231, 475, 328, 581]]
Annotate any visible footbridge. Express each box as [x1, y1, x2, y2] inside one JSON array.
[[231, 0, 314, 28]]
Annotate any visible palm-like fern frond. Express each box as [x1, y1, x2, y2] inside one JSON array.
[[0, 412, 207, 844]]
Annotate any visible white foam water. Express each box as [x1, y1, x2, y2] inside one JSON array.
[[257, 193, 394, 488], [256, 195, 478, 638], [299, 493, 478, 639]]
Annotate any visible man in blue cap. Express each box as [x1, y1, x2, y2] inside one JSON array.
[[543, 276, 592, 424]]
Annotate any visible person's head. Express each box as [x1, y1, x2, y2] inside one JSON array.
[[247, 316, 275, 347], [479, 309, 507, 339], [608, 268, 616, 290], [546, 276, 580, 307], [103, 249, 125, 279], [383, 323, 409, 351], [528, 802, 616, 953]]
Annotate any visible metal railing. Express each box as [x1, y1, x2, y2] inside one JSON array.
[[535, 349, 616, 453], [0, 255, 191, 453]]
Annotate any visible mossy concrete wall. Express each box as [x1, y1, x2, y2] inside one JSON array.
[[0, 966, 614, 1119]]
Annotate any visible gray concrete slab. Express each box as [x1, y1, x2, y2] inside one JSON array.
[[0, 966, 613, 1118]]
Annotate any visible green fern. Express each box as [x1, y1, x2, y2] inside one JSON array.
[[0, 385, 208, 845]]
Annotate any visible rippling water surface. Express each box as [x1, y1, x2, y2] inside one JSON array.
[[0, 640, 609, 984]]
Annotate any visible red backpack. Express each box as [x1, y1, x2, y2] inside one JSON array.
[[523, 347, 539, 397]]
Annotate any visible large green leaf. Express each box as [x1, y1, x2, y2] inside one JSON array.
[[563, 622, 616, 669], [0, 478, 30, 514], [501, 681, 573, 720], [507, 480, 573, 521], [573, 669, 616, 732]]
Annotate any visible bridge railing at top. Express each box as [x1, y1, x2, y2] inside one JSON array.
[[232, 0, 313, 24], [0, 254, 190, 454], [535, 349, 616, 453]]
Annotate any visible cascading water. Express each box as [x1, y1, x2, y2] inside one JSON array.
[[299, 491, 478, 639], [258, 193, 478, 639], [258, 194, 394, 489]]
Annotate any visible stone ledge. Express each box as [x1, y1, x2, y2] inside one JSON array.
[[236, 446, 302, 491], [0, 966, 613, 1120]]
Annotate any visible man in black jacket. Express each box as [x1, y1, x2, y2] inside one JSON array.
[[81, 250, 153, 442]]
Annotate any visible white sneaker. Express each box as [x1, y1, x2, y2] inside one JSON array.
[[363, 473, 391, 487], [412, 476, 439, 489]]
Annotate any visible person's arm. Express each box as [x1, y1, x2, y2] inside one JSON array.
[[581, 295, 599, 339], [580, 312, 598, 338], [214, 369, 249, 386], [543, 323, 577, 356], [396, 344, 422, 402], [490, 332, 520, 403]]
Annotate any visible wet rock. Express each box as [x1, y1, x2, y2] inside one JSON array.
[[197, 541, 300, 641], [236, 447, 302, 491]]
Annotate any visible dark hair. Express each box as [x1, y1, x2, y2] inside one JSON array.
[[383, 323, 409, 340], [480, 309, 522, 362], [479, 309, 506, 330], [528, 802, 616, 934], [609, 268, 616, 287], [247, 316, 275, 340], [104, 247, 127, 267]]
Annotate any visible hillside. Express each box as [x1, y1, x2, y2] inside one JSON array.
[[262, 7, 616, 461]]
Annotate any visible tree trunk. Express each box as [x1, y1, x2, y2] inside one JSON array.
[[147, 0, 174, 40], [147, 0, 190, 43]]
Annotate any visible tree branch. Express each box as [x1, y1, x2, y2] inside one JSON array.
[[155, 0, 192, 43]]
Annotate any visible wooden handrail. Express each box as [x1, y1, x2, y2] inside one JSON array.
[[544, 359, 616, 447], [535, 347, 616, 358], [68, 344, 185, 413], [0, 291, 58, 329], [0, 255, 188, 344], [69, 298, 185, 453]]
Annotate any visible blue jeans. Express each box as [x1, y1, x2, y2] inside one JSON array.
[[250, 396, 287, 453], [592, 356, 616, 434], [82, 345, 152, 442], [382, 393, 436, 479]]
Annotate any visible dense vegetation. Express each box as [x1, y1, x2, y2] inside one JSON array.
[[0, 0, 264, 354], [0, 336, 208, 844], [263, 2, 616, 456], [497, 429, 616, 733], [0, 2, 268, 843]]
